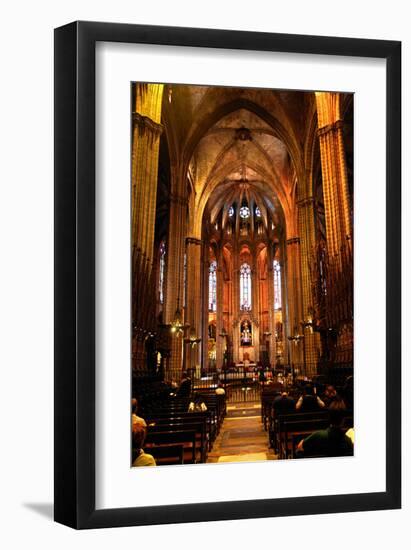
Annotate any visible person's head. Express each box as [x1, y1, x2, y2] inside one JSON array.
[[304, 384, 314, 396], [132, 423, 147, 451], [325, 385, 336, 397], [281, 392, 289, 398], [328, 398, 347, 427], [131, 397, 138, 414], [194, 393, 203, 404]]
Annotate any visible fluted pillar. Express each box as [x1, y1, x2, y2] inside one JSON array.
[[201, 243, 210, 371], [185, 237, 202, 370], [216, 250, 224, 368], [279, 255, 289, 365], [131, 84, 164, 370], [315, 92, 353, 363], [285, 237, 304, 371], [232, 244, 240, 363], [298, 196, 321, 376], [315, 92, 352, 256], [267, 245, 276, 364], [251, 257, 260, 363], [164, 192, 187, 381]]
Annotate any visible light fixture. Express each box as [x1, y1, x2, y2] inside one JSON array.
[[184, 327, 201, 347], [171, 305, 184, 336]]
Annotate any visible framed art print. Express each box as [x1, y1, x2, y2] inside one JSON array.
[[54, 21, 401, 529]]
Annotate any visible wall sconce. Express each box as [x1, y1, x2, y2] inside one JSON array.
[[184, 327, 201, 347], [301, 317, 314, 333], [171, 306, 185, 336]]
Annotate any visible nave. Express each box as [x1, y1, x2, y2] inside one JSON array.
[[207, 402, 276, 463], [131, 83, 354, 467]]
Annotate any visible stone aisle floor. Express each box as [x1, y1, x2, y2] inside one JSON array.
[[207, 401, 277, 463]]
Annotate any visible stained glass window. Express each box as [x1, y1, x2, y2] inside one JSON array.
[[273, 259, 282, 310], [240, 263, 252, 310], [239, 206, 250, 219], [209, 261, 217, 312], [255, 206, 261, 217], [159, 241, 166, 304], [228, 206, 234, 217]]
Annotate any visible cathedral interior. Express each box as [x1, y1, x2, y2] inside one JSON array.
[[131, 83, 354, 465]]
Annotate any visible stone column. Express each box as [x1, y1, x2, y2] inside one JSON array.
[[315, 92, 353, 362], [216, 248, 224, 369], [279, 252, 289, 365], [131, 84, 164, 371], [315, 92, 352, 256], [185, 236, 202, 370], [251, 251, 260, 362], [164, 192, 187, 382], [298, 196, 321, 376], [201, 243, 210, 371], [267, 244, 276, 365], [232, 243, 240, 364], [285, 237, 304, 371]]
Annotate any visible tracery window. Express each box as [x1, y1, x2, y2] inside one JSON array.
[[159, 241, 166, 304], [228, 206, 234, 217], [209, 261, 217, 312], [273, 259, 282, 310], [240, 263, 252, 311], [239, 205, 250, 219], [255, 206, 261, 217]]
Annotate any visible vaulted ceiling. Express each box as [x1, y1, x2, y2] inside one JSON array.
[[161, 85, 319, 236]]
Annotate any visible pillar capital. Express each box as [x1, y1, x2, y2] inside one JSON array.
[[133, 112, 163, 138], [317, 119, 344, 137], [186, 236, 202, 246], [286, 237, 301, 246], [297, 196, 315, 208]]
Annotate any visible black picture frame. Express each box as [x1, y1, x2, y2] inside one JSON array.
[[54, 21, 401, 529]]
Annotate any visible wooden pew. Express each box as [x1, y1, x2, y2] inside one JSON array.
[[145, 429, 197, 464], [261, 389, 281, 431], [270, 411, 330, 454], [147, 411, 216, 445], [147, 420, 208, 462], [149, 444, 185, 466], [281, 418, 330, 459]]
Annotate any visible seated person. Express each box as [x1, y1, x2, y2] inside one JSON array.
[[321, 384, 343, 408], [297, 399, 353, 457], [177, 372, 192, 398], [131, 397, 147, 428], [132, 424, 156, 467], [296, 384, 325, 412], [270, 375, 284, 391], [188, 393, 208, 412], [273, 391, 296, 415]]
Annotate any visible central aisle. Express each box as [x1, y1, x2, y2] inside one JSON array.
[[207, 401, 277, 463]]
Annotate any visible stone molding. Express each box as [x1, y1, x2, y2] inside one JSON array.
[[286, 237, 301, 246], [133, 112, 163, 137], [317, 119, 344, 136]]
